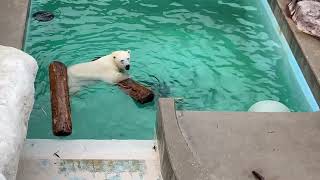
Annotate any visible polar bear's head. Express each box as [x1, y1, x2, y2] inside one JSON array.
[[112, 50, 131, 71]]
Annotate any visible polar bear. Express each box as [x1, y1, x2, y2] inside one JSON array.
[[68, 50, 131, 93]]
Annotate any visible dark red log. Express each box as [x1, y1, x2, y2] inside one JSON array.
[[118, 78, 154, 104], [49, 61, 72, 136]]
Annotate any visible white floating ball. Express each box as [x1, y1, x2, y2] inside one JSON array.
[[248, 100, 290, 112]]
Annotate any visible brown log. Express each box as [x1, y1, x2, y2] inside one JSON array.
[[118, 78, 154, 104], [49, 61, 72, 136]]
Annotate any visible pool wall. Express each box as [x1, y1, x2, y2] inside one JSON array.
[[267, 0, 320, 107], [261, 0, 318, 111]]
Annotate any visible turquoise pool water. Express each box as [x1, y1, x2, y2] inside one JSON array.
[[25, 0, 317, 139]]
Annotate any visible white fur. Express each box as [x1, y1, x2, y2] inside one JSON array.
[[68, 50, 131, 93]]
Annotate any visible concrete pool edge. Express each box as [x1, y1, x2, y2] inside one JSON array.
[[261, 0, 319, 111], [156, 99, 211, 180], [0, 0, 30, 49], [17, 139, 161, 180], [20, 139, 158, 160], [157, 98, 320, 179]]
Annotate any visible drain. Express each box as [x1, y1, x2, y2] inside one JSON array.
[[32, 11, 54, 22]]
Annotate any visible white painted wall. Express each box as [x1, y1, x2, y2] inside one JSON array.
[[0, 45, 38, 180]]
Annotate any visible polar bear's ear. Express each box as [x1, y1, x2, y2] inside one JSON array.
[[127, 50, 131, 54]]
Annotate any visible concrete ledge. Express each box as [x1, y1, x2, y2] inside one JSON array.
[[156, 98, 210, 180], [0, 0, 30, 49], [17, 139, 161, 180], [157, 98, 320, 179], [20, 139, 157, 160]]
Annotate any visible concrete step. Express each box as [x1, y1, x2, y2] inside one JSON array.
[[17, 139, 162, 180]]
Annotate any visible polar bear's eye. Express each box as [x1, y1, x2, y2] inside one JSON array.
[[120, 60, 124, 63], [127, 58, 130, 60]]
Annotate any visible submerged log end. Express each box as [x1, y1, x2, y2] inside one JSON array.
[[118, 78, 155, 104]]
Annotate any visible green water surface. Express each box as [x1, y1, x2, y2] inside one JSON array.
[[25, 0, 313, 139]]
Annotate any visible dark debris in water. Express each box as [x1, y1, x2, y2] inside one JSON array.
[[32, 11, 54, 22]]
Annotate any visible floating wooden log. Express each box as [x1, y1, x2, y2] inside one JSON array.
[[118, 78, 154, 104], [49, 61, 72, 136]]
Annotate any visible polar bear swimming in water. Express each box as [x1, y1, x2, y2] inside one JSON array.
[[68, 50, 131, 93]]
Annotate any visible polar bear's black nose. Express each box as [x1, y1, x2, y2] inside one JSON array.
[[125, 65, 130, 70]]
